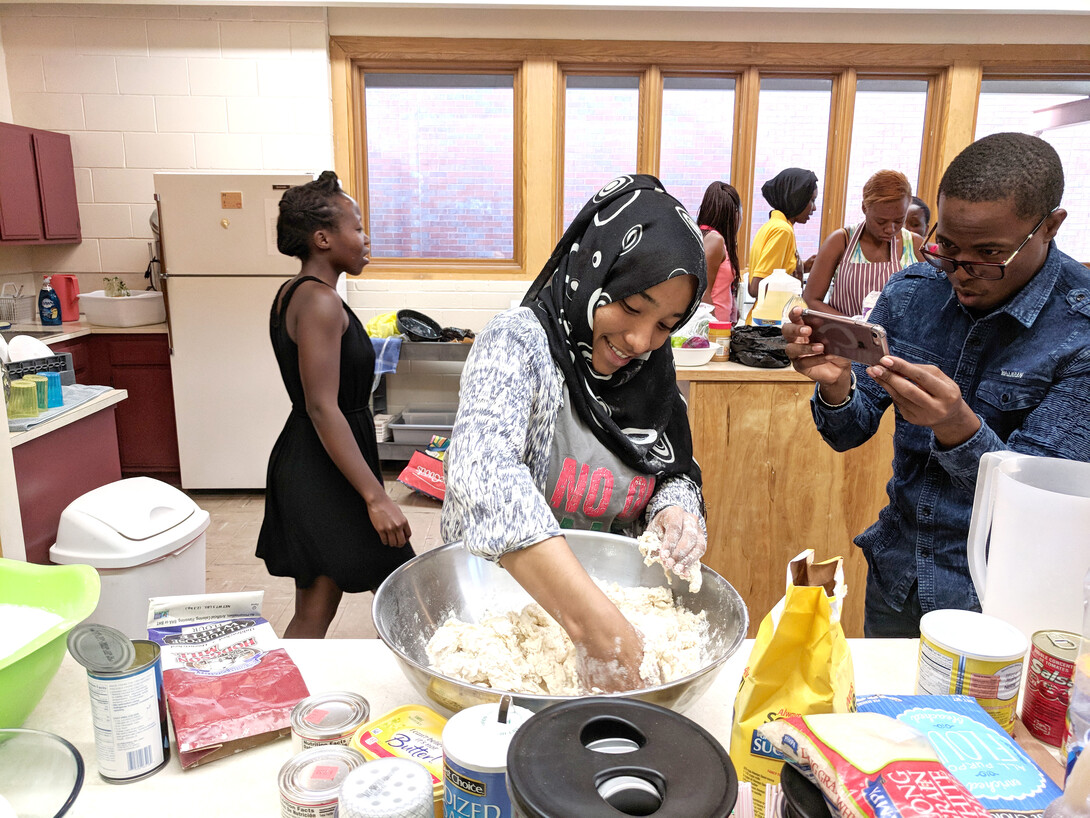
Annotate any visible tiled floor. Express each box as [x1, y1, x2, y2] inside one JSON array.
[[189, 468, 443, 639]]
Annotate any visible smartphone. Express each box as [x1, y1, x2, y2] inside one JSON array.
[[800, 309, 890, 365]]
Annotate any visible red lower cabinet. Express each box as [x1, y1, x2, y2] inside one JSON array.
[[91, 334, 181, 485], [13, 406, 122, 564]]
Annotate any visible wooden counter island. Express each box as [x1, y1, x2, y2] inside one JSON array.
[[676, 362, 894, 638]]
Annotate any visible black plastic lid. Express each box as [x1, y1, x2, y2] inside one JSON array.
[[506, 698, 737, 818], [780, 763, 832, 818], [67, 623, 135, 672]]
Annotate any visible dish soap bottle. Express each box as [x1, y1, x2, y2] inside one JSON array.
[[38, 275, 62, 326]]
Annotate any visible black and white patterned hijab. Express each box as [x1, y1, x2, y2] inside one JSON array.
[[523, 174, 707, 483]]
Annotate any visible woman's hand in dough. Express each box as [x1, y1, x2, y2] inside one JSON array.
[[574, 614, 644, 694], [366, 495, 412, 548], [501, 536, 643, 693], [648, 506, 706, 578]]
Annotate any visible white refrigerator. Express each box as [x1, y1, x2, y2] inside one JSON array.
[[154, 172, 317, 489]]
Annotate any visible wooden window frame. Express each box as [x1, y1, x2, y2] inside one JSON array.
[[330, 36, 1090, 281]]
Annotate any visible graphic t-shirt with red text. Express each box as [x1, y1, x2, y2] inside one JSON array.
[[544, 384, 656, 531]]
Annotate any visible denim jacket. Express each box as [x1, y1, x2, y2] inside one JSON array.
[[813, 243, 1090, 614]]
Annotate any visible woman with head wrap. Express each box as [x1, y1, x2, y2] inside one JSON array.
[[747, 167, 819, 298], [442, 175, 709, 693]]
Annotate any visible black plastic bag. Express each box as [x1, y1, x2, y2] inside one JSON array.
[[729, 325, 790, 368]]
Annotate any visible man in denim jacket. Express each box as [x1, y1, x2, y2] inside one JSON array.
[[784, 132, 1090, 637]]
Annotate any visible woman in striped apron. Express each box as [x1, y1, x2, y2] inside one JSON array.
[[803, 170, 924, 318]]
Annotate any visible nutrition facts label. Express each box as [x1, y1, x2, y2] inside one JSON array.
[[916, 640, 1023, 730], [87, 664, 165, 780]]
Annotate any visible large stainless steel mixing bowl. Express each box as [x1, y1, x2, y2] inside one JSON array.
[[373, 530, 748, 715]]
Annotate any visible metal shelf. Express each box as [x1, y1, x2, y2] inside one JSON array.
[[374, 342, 470, 461], [396, 340, 472, 365], [376, 440, 429, 461]]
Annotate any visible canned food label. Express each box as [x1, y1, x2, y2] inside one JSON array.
[[280, 795, 337, 818], [917, 639, 1023, 732], [87, 662, 166, 779], [444, 759, 509, 818], [1023, 640, 1076, 746]]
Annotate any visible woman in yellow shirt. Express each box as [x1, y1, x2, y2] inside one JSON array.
[[747, 167, 819, 298]]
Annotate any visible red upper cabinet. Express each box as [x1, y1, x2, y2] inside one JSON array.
[[0, 122, 81, 245], [0, 124, 45, 241], [33, 130, 81, 241]]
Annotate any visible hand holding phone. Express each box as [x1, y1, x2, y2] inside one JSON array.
[[800, 309, 889, 365]]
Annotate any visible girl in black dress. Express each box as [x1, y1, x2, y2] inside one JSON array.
[[257, 171, 413, 638]]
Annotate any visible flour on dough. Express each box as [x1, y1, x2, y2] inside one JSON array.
[[637, 530, 703, 593], [425, 581, 708, 696]]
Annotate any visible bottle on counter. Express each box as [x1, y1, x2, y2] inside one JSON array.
[[38, 275, 61, 326], [1064, 568, 1090, 781], [708, 321, 731, 361]]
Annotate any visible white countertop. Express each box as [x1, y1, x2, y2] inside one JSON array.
[[24, 638, 919, 817], [3, 320, 167, 341]]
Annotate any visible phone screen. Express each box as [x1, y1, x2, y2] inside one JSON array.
[[801, 310, 890, 365]]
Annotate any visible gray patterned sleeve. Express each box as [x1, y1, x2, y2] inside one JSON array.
[[644, 473, 707, 537], [440, 309, 563, 561]]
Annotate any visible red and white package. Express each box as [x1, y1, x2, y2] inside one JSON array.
[[757, 713, 990, 818], [147, 592, 310, 769]]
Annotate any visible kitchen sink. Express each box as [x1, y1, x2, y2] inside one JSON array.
[[1, 329, 58, 343]]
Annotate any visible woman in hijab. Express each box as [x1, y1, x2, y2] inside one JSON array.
[[747, 167, 819, 297], [442, 175, 708, 693]]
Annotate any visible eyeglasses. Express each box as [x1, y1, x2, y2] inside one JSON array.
[[918, 210, 1054, 281]]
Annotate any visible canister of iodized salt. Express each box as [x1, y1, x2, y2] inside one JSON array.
[[66, 623, 169, 783], [917, 609, 1029, 733], [442, 696, 533, 818]]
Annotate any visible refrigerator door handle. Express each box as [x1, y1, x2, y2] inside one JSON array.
[[154, 193, 175, 355]]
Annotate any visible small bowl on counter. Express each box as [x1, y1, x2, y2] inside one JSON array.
[[672, 343, 722, 367], [0, 728, 84, 818]]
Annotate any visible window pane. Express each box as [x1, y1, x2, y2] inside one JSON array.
[[844, 79, 928, 227], [977, 79, 1090, 261], [659, 76, 736, 218], [751, 78, 831, 266], [563, 75, 639, 228], [364, 73, 514, 259]]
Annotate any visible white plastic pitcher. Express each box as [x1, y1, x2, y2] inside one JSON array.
[[751, 268, 802, 325], [967, 450, 1090, 642]]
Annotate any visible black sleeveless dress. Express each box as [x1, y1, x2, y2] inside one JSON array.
[[256, 276, 415, 592]]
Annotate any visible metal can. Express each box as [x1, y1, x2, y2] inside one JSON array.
[[290, 691, 370, 753], [1023, 629, 1079, 747], [279, 745, 364, 818], [67, 623, 169, 783], [917, 609, 1028, 734]]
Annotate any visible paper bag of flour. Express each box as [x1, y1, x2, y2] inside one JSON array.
[[147, 591, 310, 769], [729, 549, 855, 815]]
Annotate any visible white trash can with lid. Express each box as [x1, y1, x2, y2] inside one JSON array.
[[50, 477, 210, 639]]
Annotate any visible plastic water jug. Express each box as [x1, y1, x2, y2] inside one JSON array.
[[752, 268, 802, 325], [966, 450, 1090, 643]]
